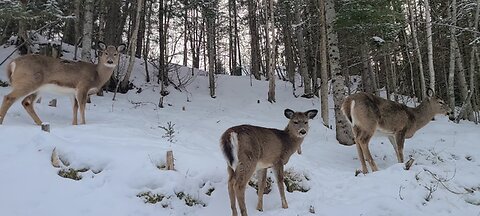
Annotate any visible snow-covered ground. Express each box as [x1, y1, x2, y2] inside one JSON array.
[[0, 44, 479, 216]]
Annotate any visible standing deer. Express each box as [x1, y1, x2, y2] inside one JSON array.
[[220, 109, 318, 216], [341, 89, 452, 174], [0, 42, 126, 125]]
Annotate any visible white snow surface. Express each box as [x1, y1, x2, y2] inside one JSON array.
[[0, 44, 479, 216]]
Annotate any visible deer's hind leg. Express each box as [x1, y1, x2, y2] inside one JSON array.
[[21, 93, 42, 125], [353, 125, 378, 172], [353, 126, 368, 174], [234, 162, 256, 216], [227, 166, 238, 216], [0, 88, 34, 124]]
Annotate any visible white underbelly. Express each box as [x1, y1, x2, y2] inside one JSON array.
[[37, 84, 98, 96], [256, 162, 272, 170], [374, 127, 395, 137], [38, 84, 76, 95]]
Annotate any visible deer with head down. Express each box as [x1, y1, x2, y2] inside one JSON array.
[[0, 42, 126, 125], [220, 108, 318, 216], [341, 89, 452, 174]]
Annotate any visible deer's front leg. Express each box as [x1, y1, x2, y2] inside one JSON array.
[[273, 163, 288, 209], [75, 91, 88, 125], [256, 168, 267, 211], [72, 98, 79, 125]]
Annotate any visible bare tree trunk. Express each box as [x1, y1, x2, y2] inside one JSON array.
[[74, 0, 81, 60], [318, 0, 329, 126], [81, 0, 94, 62], [407, 0, 426, 100], [267, 0, 276, 103], [120, 0, 144, 92], [425, 0, 435, 91], [470, 0, 480, 119], [325, 0, 354, 145], [143, 0, 153, 82], [294, 1, 313, 96], [448, 0, 456, 119], [183, 0, 189, 66], [360, 42, 376, 94], [247, 0, 261, 80], [206, 4, 216, 98], [280, 0, 295, 89]]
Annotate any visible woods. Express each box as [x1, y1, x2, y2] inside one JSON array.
[[0, 0, 479, 140]]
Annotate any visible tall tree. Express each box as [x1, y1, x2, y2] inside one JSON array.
[[120, 0, 144, 92], [424, 0, 435, 91], [266, 0, 276, 102], [319, 0, 329, 126], [247, 0, 262, 80], [407, 0, 426, 100], [294, 0, 313, 96], [81, 0, 94, 62], [325, 0, 354, 144]]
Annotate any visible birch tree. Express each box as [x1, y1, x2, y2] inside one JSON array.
[[407, 0, 426, 100], [266, 0, 276, 102], [318, 0, 329, 126], [325, 0, 354, 145], [81, 0, 93, 62], [425, 0, 435, 91], [120, 0, 144, 92]]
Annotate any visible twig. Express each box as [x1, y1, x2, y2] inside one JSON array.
[[423, 168, 471, 195]]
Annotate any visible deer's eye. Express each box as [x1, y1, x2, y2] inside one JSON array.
[[293, 121, 299, 124], [304, 121, 308, 124], [114, 53, 117, 56]]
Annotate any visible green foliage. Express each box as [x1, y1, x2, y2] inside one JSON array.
[[336, 0, 404, 41], [137, 192, 165, 204], [159, 121, 176, 143], [57, 168, 83, 181], [175, 191, 206, 207]]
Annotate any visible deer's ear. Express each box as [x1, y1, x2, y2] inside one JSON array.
[[305, 109, 318, 119], [426, 88, 435, 97], [284, 109, 294, 119], [97, 41, 106, 51], [117, 44, 127, 53]]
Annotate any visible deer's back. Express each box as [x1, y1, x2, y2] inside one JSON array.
[[11, 55, 97, 88], [222, 125, 290, 167], [348, 92, 415, 133]]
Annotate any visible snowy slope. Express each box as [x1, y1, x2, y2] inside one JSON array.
[[0, 44, 479, 216]]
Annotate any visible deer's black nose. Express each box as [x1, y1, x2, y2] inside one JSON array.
[[299, 129, 307, 135], [107, 60, 114, 64]]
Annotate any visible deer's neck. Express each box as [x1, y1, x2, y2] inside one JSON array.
[[95, 64, 115, 87], [283, 127, 304, 152], [410, 101, 435, 132]]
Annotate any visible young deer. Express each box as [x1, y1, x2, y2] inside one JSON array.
[[0, 42, 126, 125], [220, 109, 318, 216], [341, 89, 452, 174]]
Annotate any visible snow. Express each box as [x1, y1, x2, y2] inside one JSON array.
[[0, 42, 479, 216]]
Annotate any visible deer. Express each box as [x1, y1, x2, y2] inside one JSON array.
[[341, 89, 452, 174], [0, 42, 126, 125], [220, 109, 318, 216]]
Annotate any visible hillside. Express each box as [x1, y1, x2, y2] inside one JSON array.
[[0, 44, 479, 216]]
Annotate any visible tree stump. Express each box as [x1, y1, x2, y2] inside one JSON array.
[[166, 150, 174, 170], [48, 99, 57, 107], [41, 123, 50, 132]]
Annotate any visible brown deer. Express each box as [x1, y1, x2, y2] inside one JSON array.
[[220, 109, 318, 216], [341, 89, 452, 174], [0, 42, 126, 125]]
